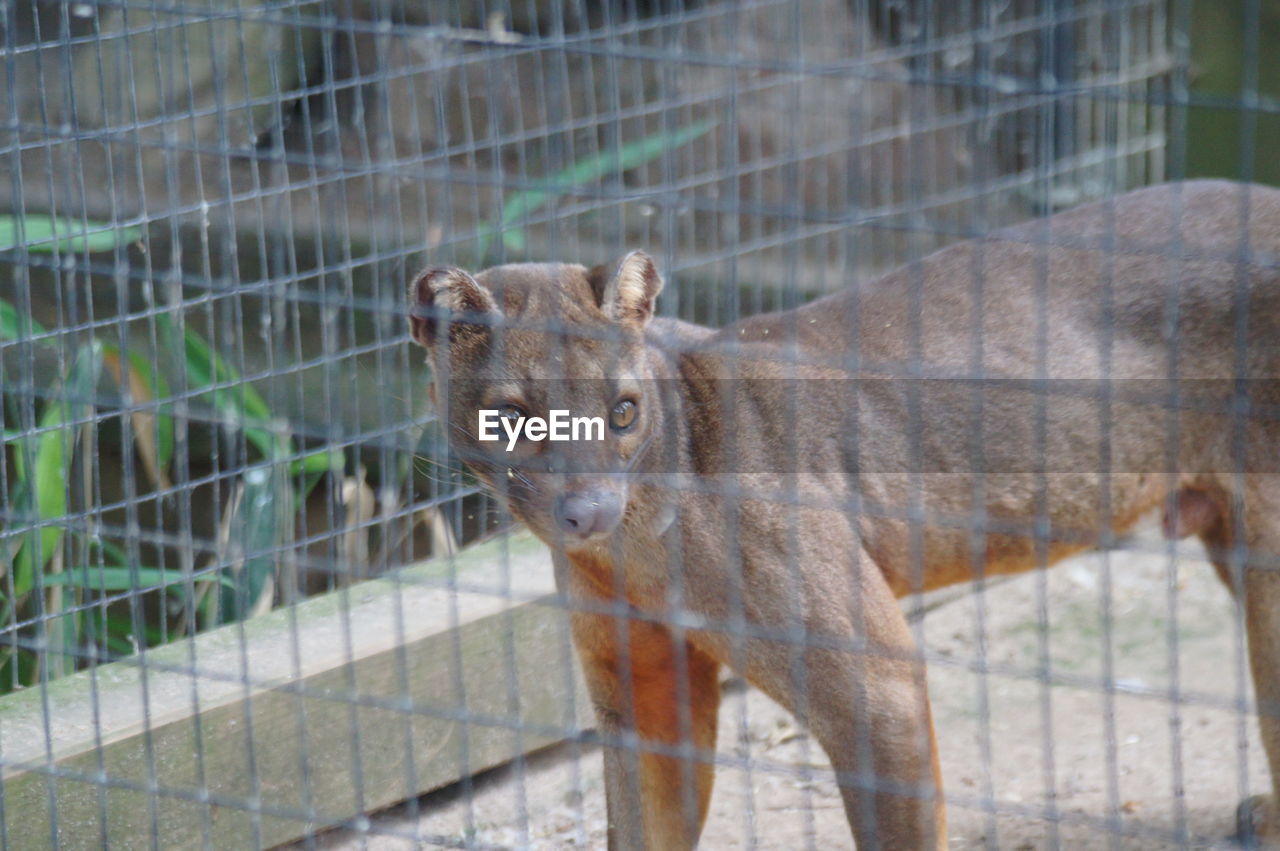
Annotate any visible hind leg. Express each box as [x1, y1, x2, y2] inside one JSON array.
[[737, 538, 945, 851], [1240, 485, 1280, 848], [1197, 477, 1280, 847]]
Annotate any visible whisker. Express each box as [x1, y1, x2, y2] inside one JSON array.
[[409, 455, 482, 488], [507, 466, 537, 491], [625, 428, 658, 474]]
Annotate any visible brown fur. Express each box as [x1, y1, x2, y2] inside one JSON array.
[[410, 180, 1280, 849]]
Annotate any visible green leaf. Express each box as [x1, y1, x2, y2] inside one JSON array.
[[101, 629, 136, 657], [157, 314, 284, 459], [0, 648, 39, 691], [180, 321, 274, 423], [13, 341, 105, 595], [291, 447, 344, 503], [45, 566, 236, 592], [0, 214, 143, 254], [87, 536, 130, 565], [290, 447, 344, 477], [104, 612, 164, 648], [0, 298, 47, 342], [494, 118, 718, 252]]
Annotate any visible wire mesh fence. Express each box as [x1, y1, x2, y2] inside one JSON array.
[[1, 0, 1277, 848]]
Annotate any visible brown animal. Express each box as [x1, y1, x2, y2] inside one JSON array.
[[409, 180, 1280, 849]]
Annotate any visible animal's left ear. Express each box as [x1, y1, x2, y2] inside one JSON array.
[[590, 250, 663, 328]]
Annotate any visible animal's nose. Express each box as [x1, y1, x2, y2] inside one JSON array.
[[554, 492, 623, 538]]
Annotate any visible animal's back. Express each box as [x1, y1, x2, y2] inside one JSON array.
[[676, 181, 1280, 585], [716, 180, 1280, 381], [985, 179, 1280, 379]]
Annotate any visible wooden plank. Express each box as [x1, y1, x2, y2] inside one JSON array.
[[0, 532, 591, 848], [0, 521, 1006, 849]]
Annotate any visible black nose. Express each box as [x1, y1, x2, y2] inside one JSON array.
[[554, 492, 624, 538]]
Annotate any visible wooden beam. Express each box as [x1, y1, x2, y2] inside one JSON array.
[[0, 532, 590, 848]]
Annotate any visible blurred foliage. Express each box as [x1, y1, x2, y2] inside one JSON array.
[[1185, 0, 1280, 186], [0, 215, 144, 254], [476, 119, 718, 258], [0, 216, 343, 690]]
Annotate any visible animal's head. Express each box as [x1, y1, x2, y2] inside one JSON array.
[[408, 252, 669, 550]]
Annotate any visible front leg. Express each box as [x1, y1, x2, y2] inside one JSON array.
[[570, 604, 721, 850]]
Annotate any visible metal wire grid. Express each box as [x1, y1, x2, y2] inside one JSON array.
[[0, 0, 1271, 847]]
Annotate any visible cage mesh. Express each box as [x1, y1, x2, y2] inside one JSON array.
[[0, 0, 1274, 848]]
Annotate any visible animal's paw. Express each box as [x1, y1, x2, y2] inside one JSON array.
[[1236, 794, 1280, 848]]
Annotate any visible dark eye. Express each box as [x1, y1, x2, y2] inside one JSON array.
[[609, 399, 637, 431], [498, 403, 526, 422]]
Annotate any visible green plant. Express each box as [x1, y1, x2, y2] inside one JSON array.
[[1, 290, 191, 680], [0, 215, 342, 688], [154, 314, 342, 626], [0, 214, 143, 254], [475, 119, 717, 257]]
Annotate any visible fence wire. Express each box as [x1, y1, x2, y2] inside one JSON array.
[[0, 0, 1276, 848]]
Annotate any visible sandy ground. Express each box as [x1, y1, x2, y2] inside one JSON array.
[[291, 523, 1268, 850]]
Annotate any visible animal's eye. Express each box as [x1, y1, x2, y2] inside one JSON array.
[[609, 399, 638, 431], [498, 404, 526, 422]]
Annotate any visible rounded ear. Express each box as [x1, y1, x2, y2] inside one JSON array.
[[595, 250, 663, 327], [408, 266, 502, 351]]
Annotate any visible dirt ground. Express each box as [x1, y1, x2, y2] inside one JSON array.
[[297, 521, 1268, 849]]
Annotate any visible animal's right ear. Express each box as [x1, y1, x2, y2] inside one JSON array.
[[408, 266, 501, 351], [587, 250, 663, 328]]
